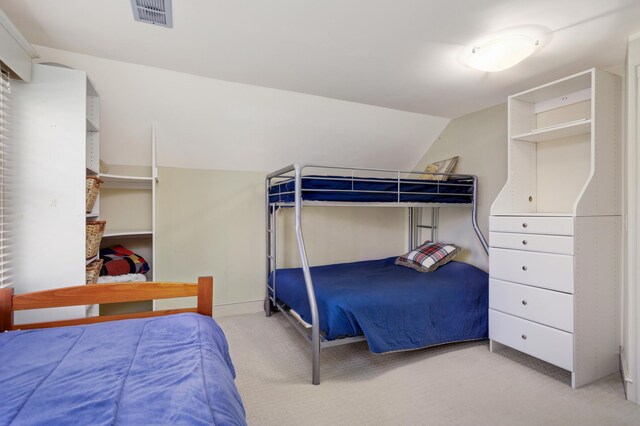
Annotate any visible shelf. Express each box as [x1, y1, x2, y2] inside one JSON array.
[[510, 70, 592, 103], [86, 117, 99, 132], [86, 166, 99, 175], [100, 173, 154, 189], [512, 119, 591, 143], [86, 213, 99, 218], [86, 78, 99, 97], [86, 255, 99, 265], [103, 231, 153, 238]]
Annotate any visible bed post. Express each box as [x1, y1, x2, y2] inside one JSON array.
[[0, 287, 14, 332], [294, 164, 321, 385], [197, 276, 214, 317], [265, 176, 274, 317]]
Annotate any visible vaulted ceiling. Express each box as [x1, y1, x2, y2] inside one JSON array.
[[2, 0, 640, 118]]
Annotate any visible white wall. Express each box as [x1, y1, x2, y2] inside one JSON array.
[[31, 46, 449, 315], [34, 45, 449, 173], [154, 167, 407, 316], [413, 103, 508, 271]]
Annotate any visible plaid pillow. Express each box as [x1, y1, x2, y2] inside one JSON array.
[[395, 242, 461, 273]]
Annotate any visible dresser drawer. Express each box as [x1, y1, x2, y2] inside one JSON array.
[[489, 279, 573, 332], [490, 232, 574, 255], [489, 248, 573, 293], [490, 216, 574, 236], [489, 310, 573, 371]]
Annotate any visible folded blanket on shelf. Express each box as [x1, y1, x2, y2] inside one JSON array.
[[100, 245, 150, 276], [97, 273, 148, 283]]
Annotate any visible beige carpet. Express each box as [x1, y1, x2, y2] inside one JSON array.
[[216, 312, 640, 426]]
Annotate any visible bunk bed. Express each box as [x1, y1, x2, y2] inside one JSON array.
[[265, 164, 490, 385], [0, 278, 247, 425]]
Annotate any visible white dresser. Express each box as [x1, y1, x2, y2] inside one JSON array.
[[489, 69, 621, 388]]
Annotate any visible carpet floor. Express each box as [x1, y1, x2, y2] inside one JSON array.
[[216, 312, 640, 426]]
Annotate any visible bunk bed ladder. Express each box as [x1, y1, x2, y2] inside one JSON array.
[[414, 207, 439, 247]]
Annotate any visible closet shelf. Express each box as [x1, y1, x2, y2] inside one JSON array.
[[86, 117, 99, 132], [100, 173, 154, 189], [103, 230, 153, 238], [512, 119, 591, 143]]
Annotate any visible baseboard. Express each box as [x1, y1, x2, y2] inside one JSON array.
[[155, 297, 264, 317], [213, 299, 263, 317], [621, 355, 634, 402]]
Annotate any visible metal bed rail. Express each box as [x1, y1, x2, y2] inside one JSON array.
[[265, 164, 489, 385], [267, 167, 477, 205]]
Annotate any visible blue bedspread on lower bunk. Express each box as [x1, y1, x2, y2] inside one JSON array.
[[268, 175, 473, 204], [0, 313, 246, 426], [270, 257, 488, 353]]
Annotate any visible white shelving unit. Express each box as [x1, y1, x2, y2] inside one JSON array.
[[489, 69, 621, 388], [511, 119, 591, 143], [11, 63, 101, 324], [97, 127, 157, 316], [99, 126, 158, 281], [85, 74, 101, 317]]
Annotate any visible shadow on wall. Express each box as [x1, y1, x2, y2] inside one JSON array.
[[413, 103, 508, 271]]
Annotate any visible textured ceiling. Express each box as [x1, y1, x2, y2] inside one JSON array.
[[1, 0, 639, 118]]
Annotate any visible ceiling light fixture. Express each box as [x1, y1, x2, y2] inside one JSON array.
[[464, 34, 540, 72]]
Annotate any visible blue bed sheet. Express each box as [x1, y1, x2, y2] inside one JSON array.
[[269, 257, 488, 353], [0, 313, 246, 426], [268, 175, 473, 204]]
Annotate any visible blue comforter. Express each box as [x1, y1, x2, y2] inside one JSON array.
[[270, 258, 488, 353], [0, 313, 246, 425]]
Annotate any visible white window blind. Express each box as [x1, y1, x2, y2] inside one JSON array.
[[0, 65, 10, 288]]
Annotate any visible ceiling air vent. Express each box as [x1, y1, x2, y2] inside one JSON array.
[[131, 0, 173, 28]]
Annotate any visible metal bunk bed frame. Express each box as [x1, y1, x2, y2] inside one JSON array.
[[265, 164, 489, 385]]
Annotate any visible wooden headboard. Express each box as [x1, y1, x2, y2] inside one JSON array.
[[0, 276, 213, 332]]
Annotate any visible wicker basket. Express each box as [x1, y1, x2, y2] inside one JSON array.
[[86, 259, 104, 284], [86, 220, 106, 259], [86, 176, 103, 213]]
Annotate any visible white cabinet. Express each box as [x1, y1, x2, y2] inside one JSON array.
[[489, 279, 573, 332], [489, 69, 621, 388], [11, 63, 100, 324]]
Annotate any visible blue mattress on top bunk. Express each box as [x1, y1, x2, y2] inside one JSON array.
[[0, 313, 246, 426], [268, 175, 474, 204], [269, 257, 488, 353]]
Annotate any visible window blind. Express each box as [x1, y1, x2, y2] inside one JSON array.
[[0, 65, 10, 288]]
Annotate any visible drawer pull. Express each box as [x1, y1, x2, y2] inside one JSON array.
[[522, 266, 528, 271], [522, 223, 528, 228], [522, 300, 527, 306], [521, 334, 527, 340], [522, 240, 528, 245]]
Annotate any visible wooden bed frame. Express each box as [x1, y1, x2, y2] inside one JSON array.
[[0, 276, 213, 332]]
